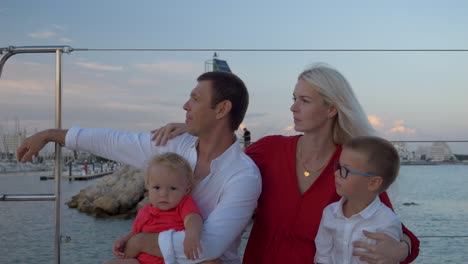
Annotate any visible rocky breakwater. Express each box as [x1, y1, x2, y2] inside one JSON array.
[[67, 165, 150, 218]]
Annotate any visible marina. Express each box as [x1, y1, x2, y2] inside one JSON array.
[[1, 45, 468, 263], [2, 1, 468, 262], [39, 171, 113, 181], [1, 165, 468, 263]]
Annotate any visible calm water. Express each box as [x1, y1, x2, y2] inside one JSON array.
[[1, 165, 468, 263]]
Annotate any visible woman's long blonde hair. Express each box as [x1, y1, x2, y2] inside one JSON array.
[[299, 63, 376, 144]]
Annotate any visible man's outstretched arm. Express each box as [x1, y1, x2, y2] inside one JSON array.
[[17, 129, 67, 163]]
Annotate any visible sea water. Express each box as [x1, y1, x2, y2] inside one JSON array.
[[1, 165, 467, 263]]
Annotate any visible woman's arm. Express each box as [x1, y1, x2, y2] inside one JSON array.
[[379, 191, 419, 263], [353, 192, 419, 263], [151, 123, 186, 145]]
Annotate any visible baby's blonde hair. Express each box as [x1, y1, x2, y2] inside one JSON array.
[[146, 152, 193, 185]]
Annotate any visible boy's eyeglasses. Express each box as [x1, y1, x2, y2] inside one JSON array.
[[334, 162, 377, 179]]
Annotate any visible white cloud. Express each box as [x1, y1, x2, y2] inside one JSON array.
[[368, 115, 383, 127], [74, 62, 124, 71], [28, 31, 57, 39], [27, 25, 69, 41], [127, 78, 161, 87], [102, 102, 151, 112], [388, 120, 416, 135], [0, 79, 47, 93], [51, 24, 67, 31], [366, 115, 417, 138], [59, 38, 72, 43]]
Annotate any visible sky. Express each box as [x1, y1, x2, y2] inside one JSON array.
[[1, 0, 468, 153]]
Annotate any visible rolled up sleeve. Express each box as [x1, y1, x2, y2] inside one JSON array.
[[65, 126, 169, 168]]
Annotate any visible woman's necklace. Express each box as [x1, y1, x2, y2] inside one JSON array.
[[299, 144, 327, 177]]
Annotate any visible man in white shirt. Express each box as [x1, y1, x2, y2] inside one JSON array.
[[17, 71, 262, 264]]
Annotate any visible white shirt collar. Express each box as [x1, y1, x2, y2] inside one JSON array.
[[333, 196, 382, 219]]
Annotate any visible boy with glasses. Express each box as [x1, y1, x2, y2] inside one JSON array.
[[314, 136, 404, 264]]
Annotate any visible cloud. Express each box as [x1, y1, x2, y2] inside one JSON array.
[[27, 24, 69, 41], [368, 115, 383, 127], [28, 31, 57, 39], [367, 115, 417, 138], [59, 38, 72, 43], [102, 102, 152, 112], [74, 62, 124, 71], [134, 61, 198, 76], [0, 79, 48, 93], [127, 78, 161, 87], [388, 120, 416, 135], [51, 24, 67, 31]]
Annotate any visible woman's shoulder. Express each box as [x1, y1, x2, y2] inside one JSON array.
[[254, 134, 300, 145], [245, 135, 300, 158]]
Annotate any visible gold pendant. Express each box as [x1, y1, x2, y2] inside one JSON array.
[[304, 171, 310, 177]]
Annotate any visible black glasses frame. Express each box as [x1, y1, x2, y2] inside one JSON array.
[[334, 162, 377, 179]]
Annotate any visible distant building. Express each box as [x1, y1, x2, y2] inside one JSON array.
[[2, 131, 26, 158], [415, 142, 458, 162], [392, 142, 416, 161], [393, 141, 459, 163]]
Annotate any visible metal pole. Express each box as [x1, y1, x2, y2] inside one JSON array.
[[54, 49, 63, 264], [0, 45, 73, 264], [0, 194, 55, 201]]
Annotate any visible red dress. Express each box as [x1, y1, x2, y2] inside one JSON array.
[[132, 195, 201, 264], [242, 135, 419, 264]]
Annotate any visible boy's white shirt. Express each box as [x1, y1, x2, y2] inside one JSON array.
[[65, 126, 262, 264], [314, 196, 402, 264]]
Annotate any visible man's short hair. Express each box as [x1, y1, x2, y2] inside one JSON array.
[[197, 71, 249, 131], [343, 136, 400, 192]]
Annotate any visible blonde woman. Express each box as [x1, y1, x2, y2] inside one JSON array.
[[152, 63, 419, 264]]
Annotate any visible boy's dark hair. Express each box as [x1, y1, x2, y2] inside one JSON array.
[[197, 71, 249, 131], [343, 136, 400, 192]]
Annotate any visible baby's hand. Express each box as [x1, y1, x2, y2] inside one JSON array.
[[183, 231, 203, 260], [112, 236, 128, 259]]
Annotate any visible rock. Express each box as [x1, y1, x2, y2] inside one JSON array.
[[94, 196, 119, 214], [66, 165, 147, 218]]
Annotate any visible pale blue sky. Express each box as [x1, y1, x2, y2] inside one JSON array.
[[1, 0, 468, 152]]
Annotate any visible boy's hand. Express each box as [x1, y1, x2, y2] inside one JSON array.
[[183, 231, 203, 260]]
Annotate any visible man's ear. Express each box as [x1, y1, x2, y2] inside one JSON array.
[[215, 100, 232, 119], [368, 176, 383, 192]]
